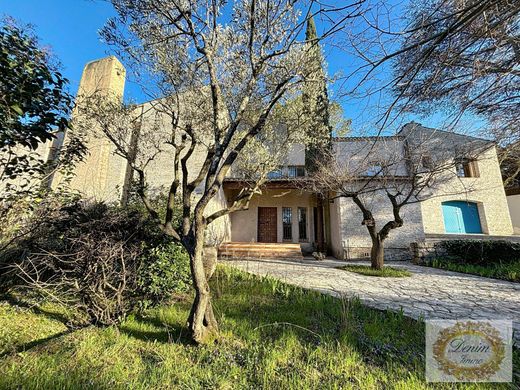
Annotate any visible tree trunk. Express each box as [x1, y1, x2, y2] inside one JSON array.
[[186, 228, 218, 344], [370, 237, 384, 270]]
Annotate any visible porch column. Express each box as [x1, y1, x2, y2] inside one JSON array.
[[316, 195, 325, 252]]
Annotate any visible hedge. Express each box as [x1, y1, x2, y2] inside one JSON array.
[[441, 240, 520, 265]]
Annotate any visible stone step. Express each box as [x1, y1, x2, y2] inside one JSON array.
[[218, 242, 303, 259], [220, 242, 301, 249], [219, 250, 302, 257], [219, 253, 303, 259]]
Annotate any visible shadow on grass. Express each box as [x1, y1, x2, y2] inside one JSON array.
[[2, 293, 71, 325], [118, 313, 193, 345], [211, 268, 426, 371], [0, 328, 78, 359]]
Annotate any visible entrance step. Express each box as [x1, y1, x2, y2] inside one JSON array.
[[219, 242, 303, 260]]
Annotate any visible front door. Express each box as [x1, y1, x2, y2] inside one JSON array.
[[258, 207, 278, 242]]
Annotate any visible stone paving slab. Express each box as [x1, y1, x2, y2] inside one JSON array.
[[222, 258, 520, 345]]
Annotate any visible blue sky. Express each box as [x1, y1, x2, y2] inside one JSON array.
[[1, 0, 480, 135], [0, 0, 143, 98]]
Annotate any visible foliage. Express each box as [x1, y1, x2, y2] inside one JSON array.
[[0, 18, 86, 201], [394, 0, 519, 168], [302, 16, 333, 171], [138, 242, 192, 307], [0, 200, 191, 326], [5, 266, 514, 389], [441, 240, 520, 265], [97, 0, 357, 342], [0, 19, 70, 149], [499, 142, 520, 189], [426, 257, 520, 283], [337, 264, 412, 278]]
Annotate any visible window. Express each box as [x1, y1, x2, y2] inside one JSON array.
[[298, 207, 307, 241], [455, 158, 479, 178], [282, 207, 292, 240], [421, 155, 434, 170], [365, 162, 384, 177], [268, 166, 305, 179], [267, 168, 283, 179], [288, 166, 306, 178]]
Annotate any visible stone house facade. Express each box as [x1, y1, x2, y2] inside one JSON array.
[[506, 188, 520, 235], [47, 57, 516, 260]]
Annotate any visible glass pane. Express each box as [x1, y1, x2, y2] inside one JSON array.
[[282, 207, 292, 240], [365, 164, 381, 176], [298, 207, 307, 240], [455, 161, 466, 177], [267, 169, 282, 179], [287, 166, 306, 178]]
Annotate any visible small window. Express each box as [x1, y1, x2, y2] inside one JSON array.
[[282, 207, 292, 240], [455, 158, 479, 178], [298, 207, 308, 241], [288, 166, 306, 178], [421, 155, 433, 170], [365, 162, 384, 177], [267, 168, 283, 179]]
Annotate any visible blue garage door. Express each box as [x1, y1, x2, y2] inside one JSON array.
[[442, 201, 482, 234]]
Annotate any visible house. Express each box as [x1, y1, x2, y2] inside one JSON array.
[[506, 188, 520, 234], [44, 56, 516, 260]]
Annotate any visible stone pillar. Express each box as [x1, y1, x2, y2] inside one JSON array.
[[59, 56, 128, 203], [316, 195, 325, 252]]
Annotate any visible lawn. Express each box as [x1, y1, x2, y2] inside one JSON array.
[[337, 264, 412, 278], [0, 266, 517, 389], [424, 258, 520, 283]]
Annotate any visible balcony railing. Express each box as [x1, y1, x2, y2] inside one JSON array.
[[267, 165, 306, 179]]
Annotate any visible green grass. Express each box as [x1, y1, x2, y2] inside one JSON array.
[[425, 258, 520, 283], [337, 264, 412, 277], [0, 266, 517, 389]]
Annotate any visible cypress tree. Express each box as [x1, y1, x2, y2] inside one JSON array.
[[302, 16, 332, 172]]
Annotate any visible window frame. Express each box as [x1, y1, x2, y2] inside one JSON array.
[[298, 207, 308, 241], [282, 207, 293, 241], [455, 158, 479, 178]]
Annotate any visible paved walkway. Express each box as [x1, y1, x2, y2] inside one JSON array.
[[223, 258, 520, 345]]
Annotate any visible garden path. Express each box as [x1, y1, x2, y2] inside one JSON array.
[[223, 258, 520, 345]]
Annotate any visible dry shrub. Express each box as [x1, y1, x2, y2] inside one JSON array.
[[0, 200, 191, 326]]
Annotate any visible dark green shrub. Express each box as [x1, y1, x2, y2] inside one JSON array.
[[441, 240, 520, 265], [138, 242, 192, 306], [428, 257, 520, 282]]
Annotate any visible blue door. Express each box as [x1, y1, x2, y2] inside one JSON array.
[[442, 201, 482, 234]]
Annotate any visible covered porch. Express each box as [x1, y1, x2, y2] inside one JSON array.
[[223, 181, 330, 255]]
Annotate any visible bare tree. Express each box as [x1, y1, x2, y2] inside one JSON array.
[[392, 0, 520, 194], [308, 129, 488, 269], [86, 0, 357, 343], [394, 0, 519, 128]]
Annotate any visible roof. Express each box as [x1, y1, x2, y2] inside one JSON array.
[[333, 135, 404, 142], [398, 122, 494, 144]]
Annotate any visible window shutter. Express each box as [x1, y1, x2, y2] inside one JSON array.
[[470, 160, 480, 178]]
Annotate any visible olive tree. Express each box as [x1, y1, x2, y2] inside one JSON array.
[[98, 0, 355, 343]]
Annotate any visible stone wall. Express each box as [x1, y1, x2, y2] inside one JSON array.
[[400, 123, 514, 236], [345, 246, 412, 261], [334, 191, 425, 261], [418, 146, 513, 236], [506, 193, 520, 234], [410, 241, 447, 265], [54, 56, 128, 203]]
